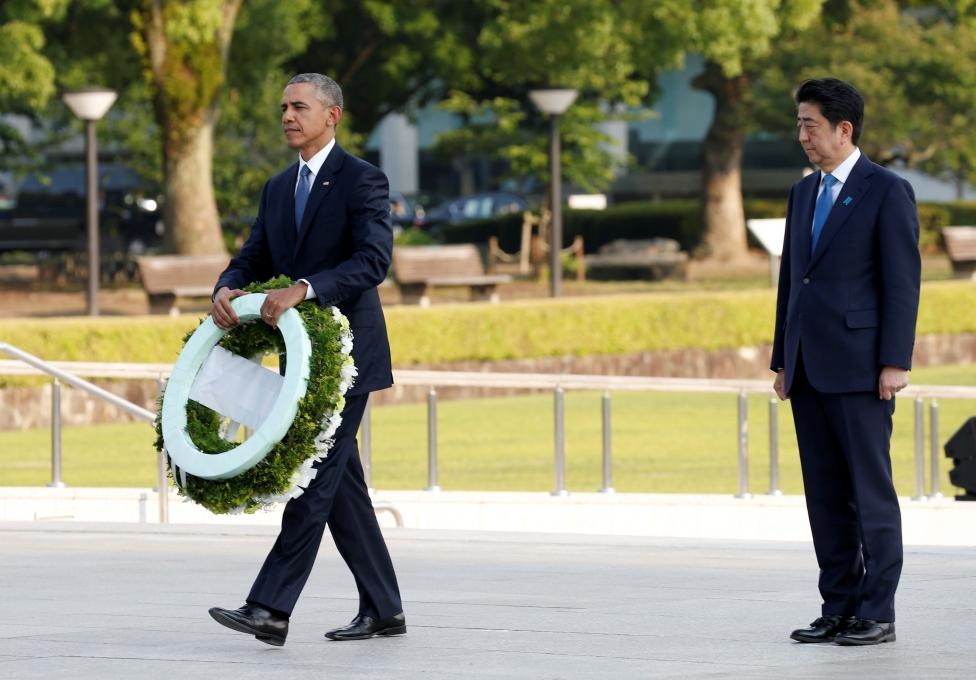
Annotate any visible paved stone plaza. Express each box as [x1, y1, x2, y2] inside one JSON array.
[[1, 522, 974, 679]]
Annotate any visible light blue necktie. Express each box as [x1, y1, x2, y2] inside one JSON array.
[[295, 165, 312, 230], [810, 173, 837, 254]]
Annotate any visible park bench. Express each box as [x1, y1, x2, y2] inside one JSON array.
[[943, 226, 976, 279], [584, 238, 688, 281], [391, 244, 512, 306], [136, 254, 229, 315]]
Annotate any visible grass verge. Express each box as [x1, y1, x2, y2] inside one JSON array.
[[2, 364, 973, 497]]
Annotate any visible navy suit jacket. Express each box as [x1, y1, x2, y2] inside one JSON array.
[[215, 144, 394, 396], [771, 153, 921, 394]]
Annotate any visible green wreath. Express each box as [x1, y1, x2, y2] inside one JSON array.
[[153, 276, 355, 514]]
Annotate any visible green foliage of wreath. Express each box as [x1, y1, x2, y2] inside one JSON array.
[[153, 276, 351, 514]]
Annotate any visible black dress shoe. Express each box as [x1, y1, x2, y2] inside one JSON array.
[[209, 604, 289, 647], [324, 613, 406, 641], [790, 615, 854, 643], [834, 619, 895, 646]]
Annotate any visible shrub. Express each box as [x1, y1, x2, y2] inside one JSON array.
[[441, 198, 969, 256], [394, 227, 437, 246], [2, 281, 972, 371]]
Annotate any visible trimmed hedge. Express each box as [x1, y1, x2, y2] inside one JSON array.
[[443, 199, 976, 255], [1, 282, 973, 370]]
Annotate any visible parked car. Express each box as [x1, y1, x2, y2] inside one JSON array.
[[389, 191, 418, 227], [0, 165, 162, 255], [389, 191, 444, 227], [415, 192, 528, 231]]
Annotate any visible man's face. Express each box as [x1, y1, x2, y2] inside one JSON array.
[[796, 101, 852, 171], [281, 83, 342, 159]]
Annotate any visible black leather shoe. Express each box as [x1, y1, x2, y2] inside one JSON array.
[[790, 615, 854, 643], [325, 613, 406, 641], [834, 619, 895, 646], [209, 604, 289, 647]]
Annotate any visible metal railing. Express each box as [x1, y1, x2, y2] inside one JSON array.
[[0, 343, 168, 522], [357, 371, 976, 499], [3, 347, 976, 504]]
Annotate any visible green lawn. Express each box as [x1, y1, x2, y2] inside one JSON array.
[[1, 364, 973, 496]]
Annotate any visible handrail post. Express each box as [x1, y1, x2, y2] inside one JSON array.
[[426, 387, 440, 491], [912, 396, 926, 501], [599, 391, 614, 493], [48, 378, 65, 488], [767, 396, 781, 496], [361, 396, 373, 490], [553, 386, 567, 496], [929, 398, 942, 499], [156, 376, 169, 523], [735, 390, 750, 498]]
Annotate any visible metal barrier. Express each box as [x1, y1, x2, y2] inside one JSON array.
[[600, 391, 614, 493], [767, 397, 781, 496], [4, 347, 976, 503], [355, 371, 976, 501], [0, 344, 165, 521]]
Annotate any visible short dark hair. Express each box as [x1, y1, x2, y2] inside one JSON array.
[[795, 78, 864, 145], [287, 73, 343, 109]]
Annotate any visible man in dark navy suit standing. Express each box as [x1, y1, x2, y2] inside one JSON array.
[[771, 78, 920, 646], [207, 73, 404, 646]]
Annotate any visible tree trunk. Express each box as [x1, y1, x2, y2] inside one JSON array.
[[163, 119, 225, 254], [140, 0, 243, 255], [695, 61, 749, 261]]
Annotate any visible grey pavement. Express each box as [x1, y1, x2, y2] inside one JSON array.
[[0, 522, 974, 679]]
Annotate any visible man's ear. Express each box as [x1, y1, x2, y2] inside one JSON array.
[[330, 106, 343, 127], [839, 120, 854, 142]]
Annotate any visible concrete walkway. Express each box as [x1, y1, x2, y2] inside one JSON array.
[[1, 522, 974, 679], [4, 486, 976, 545]]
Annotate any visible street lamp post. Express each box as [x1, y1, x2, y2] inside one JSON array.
[[529, 88, 577, 298], [62, 88, 117, 316]]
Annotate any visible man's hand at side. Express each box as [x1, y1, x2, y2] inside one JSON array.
[[879, 366, 909, 400], [212, 287, 248, 329], [773, 369, 789, 401], [260, 282, 310, 328]]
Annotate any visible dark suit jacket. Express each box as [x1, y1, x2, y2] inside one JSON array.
[[215, 144, 394, 396], [771, 153, 921, 394]]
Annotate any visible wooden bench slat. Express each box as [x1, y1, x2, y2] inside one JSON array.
[[392, 244, 512, 305], [942, 226, 976, 280], [137, 254, 230, 315], [425, 275, 512, 286]]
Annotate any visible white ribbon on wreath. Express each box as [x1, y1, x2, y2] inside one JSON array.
[[159, 290, 359, 515]]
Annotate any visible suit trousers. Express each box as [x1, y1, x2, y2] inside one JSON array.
[[247, 394, 402, 619], [789, 357, 902, 622]]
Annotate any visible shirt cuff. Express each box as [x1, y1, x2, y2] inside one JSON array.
[[299, 278, 316, 300]]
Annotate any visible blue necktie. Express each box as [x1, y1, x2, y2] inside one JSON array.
[[295, 165, 312, 230], [810, 173, 837, 254]]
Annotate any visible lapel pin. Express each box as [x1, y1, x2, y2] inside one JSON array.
[[323, 180, 331, 186], [842, 197, 853, 206]]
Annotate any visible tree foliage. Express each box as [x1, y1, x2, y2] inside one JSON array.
[[754, 0, 976, 188], [633, 0, 825, 260], [0, 1, 67, 166], [433, 0, 667, 193], [5, 0, 976, 260]]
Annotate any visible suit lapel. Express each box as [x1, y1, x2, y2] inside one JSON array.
[[794, 174, 818, 270], [294, 144, 345, 254], [279, 163, 299, 256], [807, 154, 874, 270]]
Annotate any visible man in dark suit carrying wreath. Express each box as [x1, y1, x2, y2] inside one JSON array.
[[207, 73, 404, 646]]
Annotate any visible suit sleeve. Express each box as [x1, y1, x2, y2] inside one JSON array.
[[878, 177, 921, 369], [770, 187, 794, 372], [303, 165, 393, 306], [213, 180, 274, 295]]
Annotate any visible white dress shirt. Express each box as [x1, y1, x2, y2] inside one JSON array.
[[296, 138, 336, 299], [815, 146, 860, 212]]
